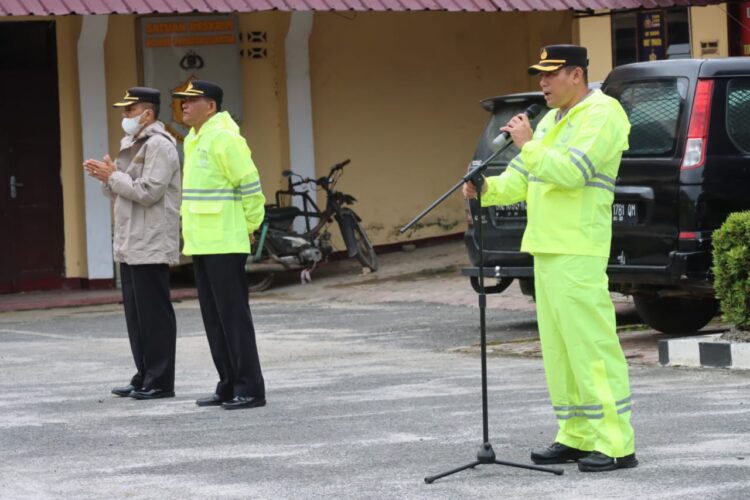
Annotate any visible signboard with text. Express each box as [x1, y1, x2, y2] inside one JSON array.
[[139, 16, 242, 143], [638, 12, 665, 62]]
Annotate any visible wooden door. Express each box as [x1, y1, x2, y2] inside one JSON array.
[[0, 22, 64, 292]]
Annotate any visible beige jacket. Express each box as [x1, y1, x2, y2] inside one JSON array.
[[103, 121, 181, 265]]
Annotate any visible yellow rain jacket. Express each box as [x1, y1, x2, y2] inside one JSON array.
[[181, 111, 265, 256], [482, 89, 630, 257]]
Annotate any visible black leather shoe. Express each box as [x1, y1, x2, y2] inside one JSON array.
[[531, 442, 590, 464], [129, 388, 175, 400], [578, 451, 638, 472], [111, 384, 138, 397], [196, 394, 231, 407], [221, 396, 266, 410]]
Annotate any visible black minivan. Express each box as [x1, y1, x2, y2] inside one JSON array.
[[465, 58, 750, 334]]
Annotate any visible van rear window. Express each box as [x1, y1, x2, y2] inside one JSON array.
[[727, 79, 750, 154], [606, 78, 688, 157], [475, 99, 546, 164]]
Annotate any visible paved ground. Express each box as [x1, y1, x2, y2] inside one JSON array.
[[1, 242, 749, 499]]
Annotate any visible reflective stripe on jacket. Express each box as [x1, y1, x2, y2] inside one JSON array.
[[482, 89, 630, 258], [181, 111, 265, 256], [104, 121, 181, 265]]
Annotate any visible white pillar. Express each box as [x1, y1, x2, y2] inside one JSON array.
[[78, 16, 114, 280], [285, 12, 317, 232]]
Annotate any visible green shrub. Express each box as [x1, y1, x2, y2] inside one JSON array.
[[713, 211, 750, 336]]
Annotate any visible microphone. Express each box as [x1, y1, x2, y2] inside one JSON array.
[[491, 104, 543, 147]]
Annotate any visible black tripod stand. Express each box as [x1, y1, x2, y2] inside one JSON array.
[[401, 143, 564, 483]]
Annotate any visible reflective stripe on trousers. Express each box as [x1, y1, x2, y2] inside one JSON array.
[[534, 253, 636, 458]]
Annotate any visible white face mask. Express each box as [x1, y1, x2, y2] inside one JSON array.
[[121, 112, 146, 136]]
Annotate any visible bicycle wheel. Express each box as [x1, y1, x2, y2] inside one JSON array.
[[352, 220, 378, 271], [247, 272, 275, 292]]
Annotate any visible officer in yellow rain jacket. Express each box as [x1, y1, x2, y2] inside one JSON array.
[[173, 80, 267, 410], [464, 45, 636, 472]]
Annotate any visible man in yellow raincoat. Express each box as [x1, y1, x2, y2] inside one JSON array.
[[464, 45, 636, 472], [174, 80, 267, 411]]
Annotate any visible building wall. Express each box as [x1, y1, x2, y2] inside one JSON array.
[[98, 13, 291, 269], [576, 12, 614, 82], [102, 13, 291, 204], [4, 13, 293, 282], [308, 11, 573, 245], [104, 15, 139, 166], [97, 11, 574, 252], [56, 16, 88, 279], [92, 6, 731, 258], [576, 5, 731, 81], [690, 4, 729, 58], [236, 12, 292, 196], [1, 10, 577, 283]]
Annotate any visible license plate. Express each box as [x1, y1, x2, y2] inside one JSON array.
[[494, 201, 527, 218], [612, 202, 638, 225], [493, 201, 638, 223]]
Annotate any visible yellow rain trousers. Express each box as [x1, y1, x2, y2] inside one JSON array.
[[534, 253, 635, 458]]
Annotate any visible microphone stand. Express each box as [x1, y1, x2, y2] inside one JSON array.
[[401, 140, 563, 483]]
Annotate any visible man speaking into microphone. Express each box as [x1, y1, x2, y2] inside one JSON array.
[[463, 45, 636, 472]]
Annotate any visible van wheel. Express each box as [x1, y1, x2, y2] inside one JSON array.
[[518, 278, 536, 300], [633, 295, 719, 334]]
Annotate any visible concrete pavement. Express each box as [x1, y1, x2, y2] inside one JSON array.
[[1, 242, 749, 499]]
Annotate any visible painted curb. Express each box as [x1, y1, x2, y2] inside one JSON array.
[[0, 288, 198, 313], [658, 334, 750, 370]]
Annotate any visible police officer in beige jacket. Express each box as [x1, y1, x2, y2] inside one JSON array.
[[84, 87, 181, 400]]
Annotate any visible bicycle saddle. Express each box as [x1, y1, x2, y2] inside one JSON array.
[[265, 206, 302, 222]]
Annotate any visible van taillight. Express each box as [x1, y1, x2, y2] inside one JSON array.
[[681, 79, 714, 170]]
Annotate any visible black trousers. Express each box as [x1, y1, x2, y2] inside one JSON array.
[[120, 263, 177, 391], [193, 254, 265, 398]]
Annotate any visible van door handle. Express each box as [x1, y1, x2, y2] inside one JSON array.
[[10, 175, 24, 199]]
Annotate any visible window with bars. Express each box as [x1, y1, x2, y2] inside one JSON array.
[[727, 79, 750, 154], [606, 78, 688, 156]]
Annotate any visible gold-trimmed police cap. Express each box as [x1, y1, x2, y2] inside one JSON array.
[[528, 45, 588, 75], [172, 80, 223, 106], [112, 87, 160, 107]]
